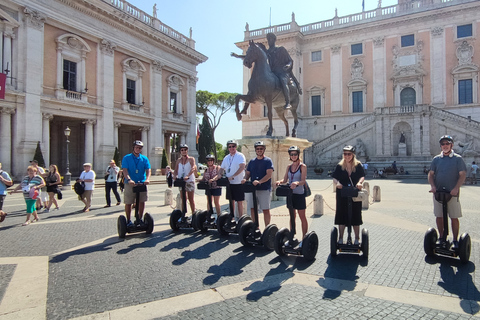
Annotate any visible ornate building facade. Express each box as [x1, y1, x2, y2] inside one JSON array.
[[0, 0, 207, 178], [236, 0, 480, 174]]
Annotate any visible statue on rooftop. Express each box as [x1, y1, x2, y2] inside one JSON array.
[[153, 3, 157, 18]]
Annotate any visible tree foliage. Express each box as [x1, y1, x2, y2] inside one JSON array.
[[33, 141, 46, 168], [113, 147, 121, 168], [198, 116, 214, 164]]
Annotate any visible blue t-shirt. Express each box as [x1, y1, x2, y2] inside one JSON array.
[[122, 153, 151, 183], [0, 170, 12, 195], [246, 156, 274, 191]]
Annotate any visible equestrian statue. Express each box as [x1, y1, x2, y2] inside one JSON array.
[[231, 33, 302, 137]]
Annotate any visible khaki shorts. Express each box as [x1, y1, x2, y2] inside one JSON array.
[[185, 181, 195, 192], [246, 190, 271, 211], [433, 195, 462, 218], [124, 184, 148, 205], [78, 190, 93, 202]]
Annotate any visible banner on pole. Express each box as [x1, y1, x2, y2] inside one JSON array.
[[0, 73, 6, 100]]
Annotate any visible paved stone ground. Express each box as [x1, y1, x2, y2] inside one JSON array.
[[0, 177, 479, 319]]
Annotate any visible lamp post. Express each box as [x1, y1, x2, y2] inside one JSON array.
[[64, 126, 72, 186]]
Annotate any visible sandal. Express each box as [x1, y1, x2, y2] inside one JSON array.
[[22, 221, 31, 226], [31, 218, 39, 223]]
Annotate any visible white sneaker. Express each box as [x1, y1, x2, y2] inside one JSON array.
[[43, 208, 49, 213]]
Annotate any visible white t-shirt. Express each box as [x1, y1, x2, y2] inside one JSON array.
[[80, 170, 96, 190], [221, 152, 246, 185], [472, 164, 479, 174]]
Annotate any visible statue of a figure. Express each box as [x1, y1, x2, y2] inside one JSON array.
[[189, 27, 192, 39], [378, 0, 382, 8], [355, 138, 366, 157], [457, 135, 478, 156], [245, 22, 249, 31], [399, 131, 406, 144], [153, 3, 157, 18], [291, 12, 295, 22]]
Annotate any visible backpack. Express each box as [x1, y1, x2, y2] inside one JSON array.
[[74, 180, 85, 195]]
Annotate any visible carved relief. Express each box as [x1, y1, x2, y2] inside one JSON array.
[[431, 26, 444, 37], [456, 41, 474, 66], [168, 74, 184, 89], [391, 41, 426, 83], [373, 37, 384, 47], [351, 58, 364, 79], [331, 45, 341, 54], [24, 8, 46, 30], [188, 76, 198, 86], [100, 39, 117, 56], [152, 60, 164, 72]]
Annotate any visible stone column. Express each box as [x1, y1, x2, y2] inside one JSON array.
[[422, 111, 431, 156], [83, 119, 96, 165], [42, 113, 53, 165], [3, 29, 14, 86], [114, 122, 121, 148], [412, 114, 421, 156], [372, 37, 386, 109], [186, 76, 199, 160], [430, 27, 446, 105], [330, 45, 342, 113], [375, 115, 384, 156], [150, 60, 164, 169], [0, 108, 14, 171], [141, 126, 149, 158]]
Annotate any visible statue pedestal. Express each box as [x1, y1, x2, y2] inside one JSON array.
[[398, 143, 407, 156], [239, 136, 313, 200]]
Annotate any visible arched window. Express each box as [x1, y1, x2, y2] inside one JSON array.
[[400, 87, 416, 106]]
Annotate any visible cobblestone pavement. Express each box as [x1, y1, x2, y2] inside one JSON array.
[[0, 177, 479, 319]]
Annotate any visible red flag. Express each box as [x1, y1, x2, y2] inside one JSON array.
[[196, 124, 200, 144], [0, 73, 6, 100]]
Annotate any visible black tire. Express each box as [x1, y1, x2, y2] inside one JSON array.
[[144, 213, 154, 234], [302, 231, 319, 261], [262, 224, 279, 250], [361, 228, 369, 259], [236, 215, 252, 233], [169, 209, 183, 231], [191, 210, 199, 231], [239, 220, 255, 247], [459, 233, 471, 264], [274, 228, 290, 256], [424, 227, 438, 256], [330, 227, 338, 257], [196, 210, 209, 232], [117, 215, 127, 238], [217, 212, 231, 236]]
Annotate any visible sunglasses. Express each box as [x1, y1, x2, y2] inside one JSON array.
[[289, 153, 299, 156], [343, 153, 353, 156], [228, 145, 236, 149], [207, 159, 214, 161], [255, 148, 265, 151], [180, 148, 188, 151], [440, 142, 451, 146]]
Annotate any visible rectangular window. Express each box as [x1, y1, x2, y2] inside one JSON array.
[[311, 95, 321, 116], [311, 50, 322, 62], [170, 92, 177, 113], [263, 105, 268, 117], [457, 24, 472, 38], [63, 59, 77, 91], [401, 34, 415, 47], [351, 43, 362, 56], [459, 79, 473, 104], [352, 91, 363, 113], [126, 79, 136, 104]]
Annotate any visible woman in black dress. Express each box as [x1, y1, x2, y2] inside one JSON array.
[[331, 146, 365, 245]]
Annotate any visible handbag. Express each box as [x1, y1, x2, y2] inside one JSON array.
[[56, 188, 63, 200], [303, 181, 311, 197]]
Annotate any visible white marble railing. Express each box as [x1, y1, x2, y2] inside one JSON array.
[[375, 104, 429, 115], [103, 0, 193, 48], [431, 106, 480, 130]]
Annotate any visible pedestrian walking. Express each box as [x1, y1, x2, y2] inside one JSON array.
[[78, 163, 96, 212], [166, 166, 173, 188], [104, 160, 121, 207], [471, 161, 478, 184], [0, 162, 13, 211], [30, 160, 47, 210], [44, 164, 62, 212]]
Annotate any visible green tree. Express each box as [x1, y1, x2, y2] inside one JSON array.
[[33, 141, 46, 168], [198, 116, 214, 164], [215, 142, 225, 162], [161, 148, 169, 169], [113, 147, 121, 168], [196, 90, 238, 160]]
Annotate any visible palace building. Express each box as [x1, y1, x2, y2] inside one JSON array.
[[0, 0, 206, 178], [236, 0, 480, 175]]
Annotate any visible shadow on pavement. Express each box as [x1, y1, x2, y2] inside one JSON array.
[[245, 260, 293, 301], [321, 254, 364, 300], [160, 230, 208, 252], [172, 233, 230, 265], [116, 229, 175, 255]]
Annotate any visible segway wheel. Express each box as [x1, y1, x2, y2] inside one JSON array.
[[239, 220, 255, 247], [262, 224, 279, 250], [169, 209, 183, 231], [302, 231, 319, 261], [236, 215, 252, 233], [458, 233, 471, 264], [191, 210, 199, 231], [144, 213, 154, 234], [424, 227, 438, 256], [274, 228, 289, 256], [117, 215, 127, 238], [361, 228, 369, 259], [195, 210, 209, 233], [330, 227, 338, 257], [217, 212, 230, 236]]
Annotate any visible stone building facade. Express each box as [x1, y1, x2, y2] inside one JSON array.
[[0, 0, 207, 178], [235, 0, 480, 174]]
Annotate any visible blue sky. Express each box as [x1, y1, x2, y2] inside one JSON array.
[[130, 0, 397, 145]]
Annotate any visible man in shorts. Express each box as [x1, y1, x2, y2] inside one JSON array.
[[470, 161, 478, 184], [216, 140, 246, 220], [122, 140, 151, 227], [428, 135, 466, 249], [0, 163, 13, 211], [79, 163, 96, 212], [242, 141, 274, 227]]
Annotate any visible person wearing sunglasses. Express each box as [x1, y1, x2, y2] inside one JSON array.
[[331, 145, 365, 245], [174, 144, 197, 214], [201, 154, 222, 215], [428, 135, 466, 249]]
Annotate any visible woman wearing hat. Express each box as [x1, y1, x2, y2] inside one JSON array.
[[9, 166, 45, 225], [332, 146, 365, 245]]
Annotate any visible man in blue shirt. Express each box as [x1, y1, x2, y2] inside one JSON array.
[[242, 141, 274, 226], [122, 140, 151, 226], [0, 163, 13, 211]]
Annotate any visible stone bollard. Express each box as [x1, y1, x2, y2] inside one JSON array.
[[176, 193, 182, 210], [361, 190, 369, 210], [363, 182, 370, 196], [164, 188, 173, 206], [373, 186, 381, 202], [313, 194, 323, 216]]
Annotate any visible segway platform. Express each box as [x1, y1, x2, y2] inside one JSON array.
[[169, 179, 199, 231], [117, 183, 154, 238]]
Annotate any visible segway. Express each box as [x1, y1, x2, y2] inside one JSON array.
[[330, 186, 368, 258], [239, 181, 278, 250], [117, 183, 154, 238], [215, 177, 251, 236], [274, 184, 318, 260], [169, 179, 199, 231], [424, 189, 471, 263], [195, 180, 218, 232]]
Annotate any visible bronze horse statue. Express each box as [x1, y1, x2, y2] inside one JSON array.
[[234, 40, 300, 137]]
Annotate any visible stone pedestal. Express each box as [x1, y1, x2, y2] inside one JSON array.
[[398, 143, 407, 156], [239, 136, 313, 200], [164, 188, 173, 206], [313, 194, 323, 216], [373, 186, 381, 202]]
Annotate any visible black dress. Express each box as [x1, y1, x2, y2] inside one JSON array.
[[331, 164, 365, 226], [46, 174, 59, 193]]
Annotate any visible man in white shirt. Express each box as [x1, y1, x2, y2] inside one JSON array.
[[471, 161, 478, 185], [79, 163, 96, 212]]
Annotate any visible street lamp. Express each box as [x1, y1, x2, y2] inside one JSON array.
[[64, 126, 72, 186]]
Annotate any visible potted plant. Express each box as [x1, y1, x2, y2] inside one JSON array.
[[161, 148, 169, 175], [314, 167, 323, 175]]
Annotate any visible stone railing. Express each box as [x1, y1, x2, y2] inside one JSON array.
[[102, 0, 194, 48], [246, 0, 475, 40], [375, 104, 429, 115], [431, 106, 480, 130]]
